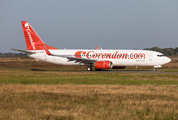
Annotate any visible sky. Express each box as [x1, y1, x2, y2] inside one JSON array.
[[0, 0, 178, 53]]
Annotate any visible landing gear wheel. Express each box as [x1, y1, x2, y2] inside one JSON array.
[[87, 67, 93, 71], [153, 68, 156, 71]]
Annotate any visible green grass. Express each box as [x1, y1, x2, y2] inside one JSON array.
[[0, 69, 178, 85]]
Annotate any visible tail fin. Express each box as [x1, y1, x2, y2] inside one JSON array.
[[21, 21, 58, 50]]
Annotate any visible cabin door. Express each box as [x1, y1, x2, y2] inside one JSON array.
[[149, 53, 153, 61]]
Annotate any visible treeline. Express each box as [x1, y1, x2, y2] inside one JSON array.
[[0, 47, 178, 57], [0, 53, 27, 57], [144, 47, 178, 56]]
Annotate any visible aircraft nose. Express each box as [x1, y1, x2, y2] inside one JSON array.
[[165, 57, 171, 64]]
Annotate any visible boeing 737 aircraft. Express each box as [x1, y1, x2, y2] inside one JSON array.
[[11, 21, 171, 71]]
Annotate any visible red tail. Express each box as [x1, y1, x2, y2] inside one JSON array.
[[21, 21, 58, 50]]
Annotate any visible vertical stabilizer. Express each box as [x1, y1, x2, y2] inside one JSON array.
[[21, 21, 58, 50]]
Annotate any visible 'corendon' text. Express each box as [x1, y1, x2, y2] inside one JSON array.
[[75, 51, 145, 59], [25, 23, 36, 50]]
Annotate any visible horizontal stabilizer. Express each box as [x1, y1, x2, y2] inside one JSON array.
[[11, 48, 36, 54]]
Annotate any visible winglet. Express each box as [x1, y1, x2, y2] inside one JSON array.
[[96, 46, 99, 50], [43, 45, 52, 55]]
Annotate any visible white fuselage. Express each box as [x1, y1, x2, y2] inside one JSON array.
[[28, 49, 171, 68]]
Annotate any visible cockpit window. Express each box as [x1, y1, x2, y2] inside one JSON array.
[[157, 55, 165, 57]]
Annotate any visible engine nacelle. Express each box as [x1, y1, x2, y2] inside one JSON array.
[[112, 66, 126, 69], [95, 61, 113, 69]]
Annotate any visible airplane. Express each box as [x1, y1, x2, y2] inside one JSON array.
[[11, 21, 171, 71]]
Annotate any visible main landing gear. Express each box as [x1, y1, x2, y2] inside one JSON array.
[[87, 67, 102, 71], [87, 66, 93, 71]]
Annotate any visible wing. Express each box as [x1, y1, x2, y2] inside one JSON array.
[[43, 45, 97, 64], [65, 56, 97, 64]]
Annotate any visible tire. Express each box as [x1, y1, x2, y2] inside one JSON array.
[[87, 67, 93, 71], [87, 67, 91, 71]]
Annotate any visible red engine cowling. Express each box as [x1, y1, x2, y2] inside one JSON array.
[[112, 66, 126, 69], [95, 61, 113, 69]]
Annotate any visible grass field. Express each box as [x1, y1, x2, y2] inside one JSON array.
[[0, 57, 178, 120]]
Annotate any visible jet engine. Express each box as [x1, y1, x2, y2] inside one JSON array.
[[95, 61, 113, 69]]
